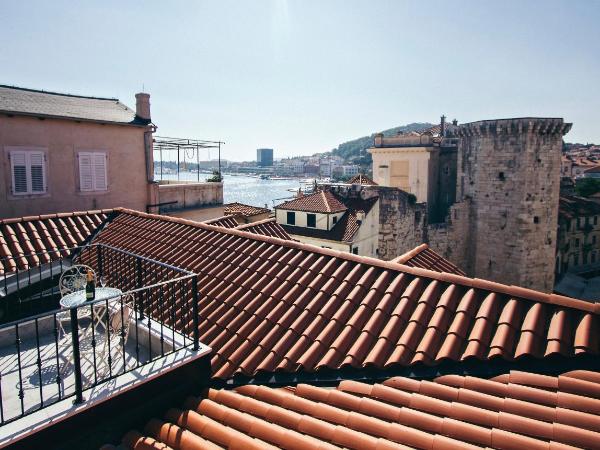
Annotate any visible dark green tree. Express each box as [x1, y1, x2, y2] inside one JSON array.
[[575, 178, 600, 197]]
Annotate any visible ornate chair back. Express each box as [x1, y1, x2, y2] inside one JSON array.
[[59, 264, 95, 296]]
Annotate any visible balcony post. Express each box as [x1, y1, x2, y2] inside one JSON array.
[[191, 275, 199, 351], [136, 258, 144, 320], [70, 307, 84, 404], [97, 245, 103, 278]]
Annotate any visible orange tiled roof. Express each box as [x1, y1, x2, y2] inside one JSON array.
[[275, 190, 348, 213], [0, 210, 113, 274], [235, 218, 293, 240], [122, 370, 600, 450], [202, 215, 240, 229], [224, 202, 271, 218], [348, 174, 378, 185], [559, 195, 600, 221], [95, 209, 600, 381], [393, 244, 466, 276]]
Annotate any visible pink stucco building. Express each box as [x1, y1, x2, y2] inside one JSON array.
[[0, 85, 223, 219]]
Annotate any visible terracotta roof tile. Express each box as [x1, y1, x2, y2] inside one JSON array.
[[122, 370, 600, 450], [235, 218, 294, 240], [275, 190, 348, 214], [0, 210, 113, 274], [27, 207, 590, 382], [393, 244, 466, 276], [347, 174, 378, 186], [224, 202, 271, 218], [203, 215, 240, 228]]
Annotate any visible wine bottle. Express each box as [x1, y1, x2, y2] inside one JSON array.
[[85, 270, 95, 301]]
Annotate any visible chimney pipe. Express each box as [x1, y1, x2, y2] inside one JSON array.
[[135, 92, 151, 121], [440, 115, 446, 137]]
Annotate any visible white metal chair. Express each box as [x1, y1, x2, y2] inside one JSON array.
[[59, 264, 95, 296], [56, 265, 96, 339]]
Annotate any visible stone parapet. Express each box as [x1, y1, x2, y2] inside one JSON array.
[[450, 118, 572, 137]]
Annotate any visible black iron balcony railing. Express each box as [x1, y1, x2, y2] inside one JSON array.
[[0, 244, 199, 426]]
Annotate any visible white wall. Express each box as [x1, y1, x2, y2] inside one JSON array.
[[276, 208, 343, 230], [350, 200, 379, 257]]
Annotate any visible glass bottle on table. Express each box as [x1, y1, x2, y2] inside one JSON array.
[[85, 269, 96, 301]]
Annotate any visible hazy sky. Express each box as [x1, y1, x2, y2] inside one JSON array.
[[1, 1, 599, 161]]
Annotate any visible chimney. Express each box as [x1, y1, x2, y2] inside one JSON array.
[[297, 188, 304, 198], [135, 92, 151, 121], [440, 115, 446, 137], [452, 118, 458, 126]]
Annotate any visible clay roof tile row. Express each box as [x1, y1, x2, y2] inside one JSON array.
[[275, 191, 348, 214], [91, 208, 600, 381], [0, 210, 113, 274], [122, 370, 600, 450], [393, 244, 466, 276]]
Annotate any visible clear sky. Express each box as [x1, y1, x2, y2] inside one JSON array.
[[1, 1, 599, 161]]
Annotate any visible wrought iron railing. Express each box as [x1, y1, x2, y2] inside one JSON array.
[[0, 244, 199, 426]]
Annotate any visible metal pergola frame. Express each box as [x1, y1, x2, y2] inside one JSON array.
[[153, 135, 225, 182]]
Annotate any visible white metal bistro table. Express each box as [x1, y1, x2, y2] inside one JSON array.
[[60, 287, 123, 335], [59, 287, 123, 309]]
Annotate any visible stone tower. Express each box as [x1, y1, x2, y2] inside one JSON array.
[[451, 118, 572, 292]]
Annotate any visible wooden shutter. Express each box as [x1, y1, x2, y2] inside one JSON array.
[[10, 151, 28, 194], [79, 152, 94, 191], [29, 151, 46, 193], [390, 160, 410, 191], [93, 152, 107, 190]]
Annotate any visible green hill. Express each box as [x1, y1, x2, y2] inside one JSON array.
[[331, 122, 434, 164]]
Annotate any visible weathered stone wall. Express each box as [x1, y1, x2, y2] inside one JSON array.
[[375, 118, 571, 293], [377, 187, 427, 260], [451, 118, 571, 291]]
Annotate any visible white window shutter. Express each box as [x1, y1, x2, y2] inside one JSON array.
[[79, 152, 94, 191], [29, 151, 46, 193], [10, 151, 28, 194], [93, 153, 107, 190]]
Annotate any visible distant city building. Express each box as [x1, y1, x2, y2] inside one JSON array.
[[256, 148, 273, 167], [555, 195, 600, 277]]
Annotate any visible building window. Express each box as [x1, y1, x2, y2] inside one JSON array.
[[576, 238, 580, 247], [574, 254, 579, 266], [332, 216, 338, 225], [9, 149, 46, 195], [352, 247, 359, 254], [593, 252, 597, 264], [593, 235, 597, 245], [578, 218, 581, 228], [533, 216, 539, 224], [78, 152, 107, 191], [595, 216, 598, 226], [286, 211, 295, 225], [307, 213, 316, 228]]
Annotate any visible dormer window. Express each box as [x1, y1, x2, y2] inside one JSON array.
[[307, 214, 316, 228]]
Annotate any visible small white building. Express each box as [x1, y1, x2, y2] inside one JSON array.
[[274, 189, 379, 257]]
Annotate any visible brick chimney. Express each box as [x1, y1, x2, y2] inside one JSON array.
[[135, 92, 151, 121]]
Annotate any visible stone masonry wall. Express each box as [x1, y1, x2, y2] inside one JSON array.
[[451, 119, 571, 292]]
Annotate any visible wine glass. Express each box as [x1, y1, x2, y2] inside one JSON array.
[[98, 276, 107, 288]]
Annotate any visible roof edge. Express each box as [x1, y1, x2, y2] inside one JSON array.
[[392, 243, 429, 264], [0, 84, 119, 101]]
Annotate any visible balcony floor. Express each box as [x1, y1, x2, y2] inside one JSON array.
[[0, 323, 152, 425]]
